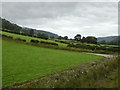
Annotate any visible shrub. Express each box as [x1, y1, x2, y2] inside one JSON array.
[[40, 41, 58, 46], [2, 34, 8, 37], [7, 36, 13, 39], [59, 41, 70, 44], [31, 39, 39, 43], [15, 38, 26, 42], [55, 40, 70, 44]]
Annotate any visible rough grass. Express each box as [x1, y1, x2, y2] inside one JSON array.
[[11, 56, 118, 88], [2, 39, 104, 87]]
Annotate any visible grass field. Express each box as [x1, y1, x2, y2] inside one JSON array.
[[1, 31, 119, 48], [0, 31, 67, 46], [2, 39, 104, 87]]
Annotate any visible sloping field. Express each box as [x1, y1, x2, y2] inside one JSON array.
[[0, 31, 67, 46], [2, 40, 104, 87]]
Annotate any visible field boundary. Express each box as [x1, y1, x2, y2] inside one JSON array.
[[2, 36, 116, 55]]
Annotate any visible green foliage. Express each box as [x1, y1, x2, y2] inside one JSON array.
[[67, 43, 119, 52], [1, 18, 21, 33], [1, 31, 119, 54], [100, 40, 106, 44], [29, 29, 34, 36], [63, 36, 68, 40], [0, 31, 66, 46], [74, 34, 81, 41], [57, 36, 64, 40], [85, 36, 97, 44], [37, 33, 48, 40], [40, 41, 58, 46]]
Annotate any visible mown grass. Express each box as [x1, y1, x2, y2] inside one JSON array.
[[2, 39, 104, 87]]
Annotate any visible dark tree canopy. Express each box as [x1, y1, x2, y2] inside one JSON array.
[[37, 33, 48, 40], [81, 36, 86, 43], [1, 18, 21, 33], [29, 29, 34, 36], [57, 36, 64, 40], [64, 36, 68, 40], [85, 36, 97, 44], [74, 34, 81, 41], [100, 40, 106, 44]]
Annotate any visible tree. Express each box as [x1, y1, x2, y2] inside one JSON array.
[[2, 18, 21, 33], [29, 29, 34, 36], [86, 36, 97, 44], [57, 36, 64, 40], [74, 34, 81, 41], [100, 40, 106, 44], [37, 33, 48, 40], [50, 36, 55, 39], [81, 36, 86, 43], [64, 36, 68, 40]]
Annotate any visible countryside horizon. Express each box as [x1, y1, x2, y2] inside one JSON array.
[[2, 2, 118, 38], [1, 1, 119, 89]]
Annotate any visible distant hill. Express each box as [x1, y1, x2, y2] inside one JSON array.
[[1, 17, 59, 38], [34, 29, 58, 38], [97, 36, 119, 42]]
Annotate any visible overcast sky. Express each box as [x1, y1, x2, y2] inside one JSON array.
[[2, 2, 118, 38]]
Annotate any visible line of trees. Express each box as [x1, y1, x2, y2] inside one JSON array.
[[57, 34, 97, 44], [74, 34, 97, 44], [57, 36, 68, 40], [100, 40, 120, 45]]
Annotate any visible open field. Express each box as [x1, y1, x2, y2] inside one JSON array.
[[2, 39, 104, 87]]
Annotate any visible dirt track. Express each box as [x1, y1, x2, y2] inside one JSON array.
[[84, 52, 115, 58]]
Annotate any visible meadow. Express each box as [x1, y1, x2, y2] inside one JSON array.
[[2, 39, 104, 87]]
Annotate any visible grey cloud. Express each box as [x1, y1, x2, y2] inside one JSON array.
[[2, 2, 118, 38]]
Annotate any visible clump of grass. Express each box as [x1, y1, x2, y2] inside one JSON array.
[[11, 56, 118, 88]]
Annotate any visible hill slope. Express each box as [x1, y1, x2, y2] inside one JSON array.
[[34, 29, 58, 38], [1, 17, 59, 38], [97, 36, 119, 42]]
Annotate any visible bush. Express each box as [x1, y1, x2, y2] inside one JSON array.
[[55, 40, 70, 44], [40, 41, 58, 46], [31, 39, 39, 43], [59, 41, 70, 44], [15, 38, 26, 42], [2, 34, 8, 37], [37, 33, 48, 40], [20, 33, 28, 36]]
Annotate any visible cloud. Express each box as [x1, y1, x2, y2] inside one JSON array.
[[2, 2, 118, 38]]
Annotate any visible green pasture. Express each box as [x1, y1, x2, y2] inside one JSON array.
[[2, 39, 103, 87], [1, 31, 119, 48], [0, 31, 67, 46]]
